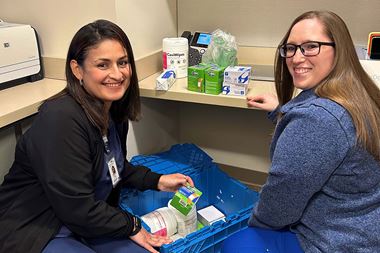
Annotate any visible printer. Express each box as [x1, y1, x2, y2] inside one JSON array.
[[0, 21, 44, 90]]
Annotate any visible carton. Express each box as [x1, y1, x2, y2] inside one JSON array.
[[205, 65, 225, 95], [156, 69, 176, 90], [187, 64, 209, 92], [223, 66, 252, 96]]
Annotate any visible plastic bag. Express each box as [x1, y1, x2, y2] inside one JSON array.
[[202, 29, 238, 67]]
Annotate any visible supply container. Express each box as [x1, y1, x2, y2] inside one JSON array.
[[120, 143, 259, 253], [162, 38, 189, 78]]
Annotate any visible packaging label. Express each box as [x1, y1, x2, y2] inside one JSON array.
[[170, 184, 202, 216]]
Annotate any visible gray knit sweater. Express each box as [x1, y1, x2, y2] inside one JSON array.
[[248, 89, 380, 253]]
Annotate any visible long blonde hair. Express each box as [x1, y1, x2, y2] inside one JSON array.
[[274, 10, 380, 161]]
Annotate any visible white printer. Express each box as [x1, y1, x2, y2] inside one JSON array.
[[0, 21, 44, 90]]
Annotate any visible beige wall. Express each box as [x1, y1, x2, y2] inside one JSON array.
[[178, 0, 380, 47], [0, 0, 177, 59], [116, 0, 177, 58]]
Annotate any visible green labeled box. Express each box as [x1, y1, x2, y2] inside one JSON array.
[[205, 65, 225, 95], [170, 184, 202, 216], [187, 64, 209, 93]]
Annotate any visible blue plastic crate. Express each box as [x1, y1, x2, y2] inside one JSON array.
[[120, 144, 259, 253]]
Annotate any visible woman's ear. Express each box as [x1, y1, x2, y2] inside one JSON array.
[[70, 59, 83, 81]]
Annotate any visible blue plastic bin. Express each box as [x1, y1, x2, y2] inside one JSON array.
[[119, 144, 259, 253]]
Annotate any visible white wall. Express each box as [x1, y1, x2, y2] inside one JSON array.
[[0, 0, 177, 59], [0, 0, 117, 58], [178, 0, 380, 47], [116, 0, 177, 58]]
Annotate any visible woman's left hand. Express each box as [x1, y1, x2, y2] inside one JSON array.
[[157, 173, 194, 192]]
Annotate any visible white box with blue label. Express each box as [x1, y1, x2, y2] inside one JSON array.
[[156, 69, 176, 91], [222, 66, 251, 96]]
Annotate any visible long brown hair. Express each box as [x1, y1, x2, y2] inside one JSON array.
[[46, 19, 141, 134], [274, 10, 380, 160]]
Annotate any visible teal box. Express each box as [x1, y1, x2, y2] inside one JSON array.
[[205, 65, 225, 95], [187, 64, 209, 92]]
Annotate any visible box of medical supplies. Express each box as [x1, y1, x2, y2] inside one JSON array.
[[222, 66, 251, 96], [156, 69, 176, 91], [187, 64, 209, 92], [205, 65, 225, 95], [119, 143, 259, 253]]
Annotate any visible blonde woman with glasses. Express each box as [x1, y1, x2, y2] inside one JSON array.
[[222, 10, 380, 253]]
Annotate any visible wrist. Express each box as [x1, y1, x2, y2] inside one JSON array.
[[130, 216, 142, 236]]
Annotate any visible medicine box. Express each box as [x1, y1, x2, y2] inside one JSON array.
[[223, 66, 251, 84], [119, 143, 259, 253], [223, 66, 252, 96], [170, 184, 202, 216], [197, 205, 226, 226], [187, 64, 209, 92], [156, 69, 176, 91], [205, 65, 225, 95]]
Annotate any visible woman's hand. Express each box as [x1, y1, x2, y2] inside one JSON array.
[[247, 94, 279, 112], [157, 173, 194, 192], [130, 228, 172, 253]]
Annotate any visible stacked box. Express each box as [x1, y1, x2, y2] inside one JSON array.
[[205, 65, 225, 95], [119, 143, 259, 253], [187, 64, 209, 92], [222, 66, 252, 96]]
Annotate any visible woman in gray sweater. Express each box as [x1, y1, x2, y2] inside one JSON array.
[[222, 10, 380, 253]]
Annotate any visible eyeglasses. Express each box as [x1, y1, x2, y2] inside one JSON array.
[[279, 41, 335, 58]]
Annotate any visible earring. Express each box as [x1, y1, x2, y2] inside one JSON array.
[[79, 79, 84, 86]]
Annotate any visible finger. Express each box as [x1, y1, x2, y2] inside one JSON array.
[[151, 234, 172, 243], [185, 176, 195, 187], [148, 236, 171, 247], [247, 100, 264, 108], [247, 94, 264, 101]]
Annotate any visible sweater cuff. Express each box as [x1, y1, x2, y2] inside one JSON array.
[[143, 169, 162, 191]]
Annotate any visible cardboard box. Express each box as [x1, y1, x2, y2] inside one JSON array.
[[223, 66, 252, 96], [170, 184, 202, 216], [187, 64, 209, 92], [156, 69, 176, 90], [205, 65, 225, 95], [197, 205, 226, 226], [223, 66, 251, 84]]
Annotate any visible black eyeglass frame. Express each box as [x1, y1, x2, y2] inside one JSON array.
[[279, 41, 335, 58]]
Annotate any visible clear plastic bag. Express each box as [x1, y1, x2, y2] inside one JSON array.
[[202, 29, 238, 67]]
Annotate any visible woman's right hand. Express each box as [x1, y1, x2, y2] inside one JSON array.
[[247, 94, 279, 112], [130, 227, 172, 253]]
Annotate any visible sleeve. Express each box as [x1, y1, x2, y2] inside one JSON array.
[[268, 106, 280, 124], [248, 106, 351, 229], [121, 162, 162, 191], [28, 106, 135, 238]]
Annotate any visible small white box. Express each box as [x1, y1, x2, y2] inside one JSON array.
[[197, 205, 226, 226], [223, 66, 251, 84], [156, 69, 176, 91]]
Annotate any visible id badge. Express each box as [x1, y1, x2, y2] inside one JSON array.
[[107, 157, 121, 187]]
